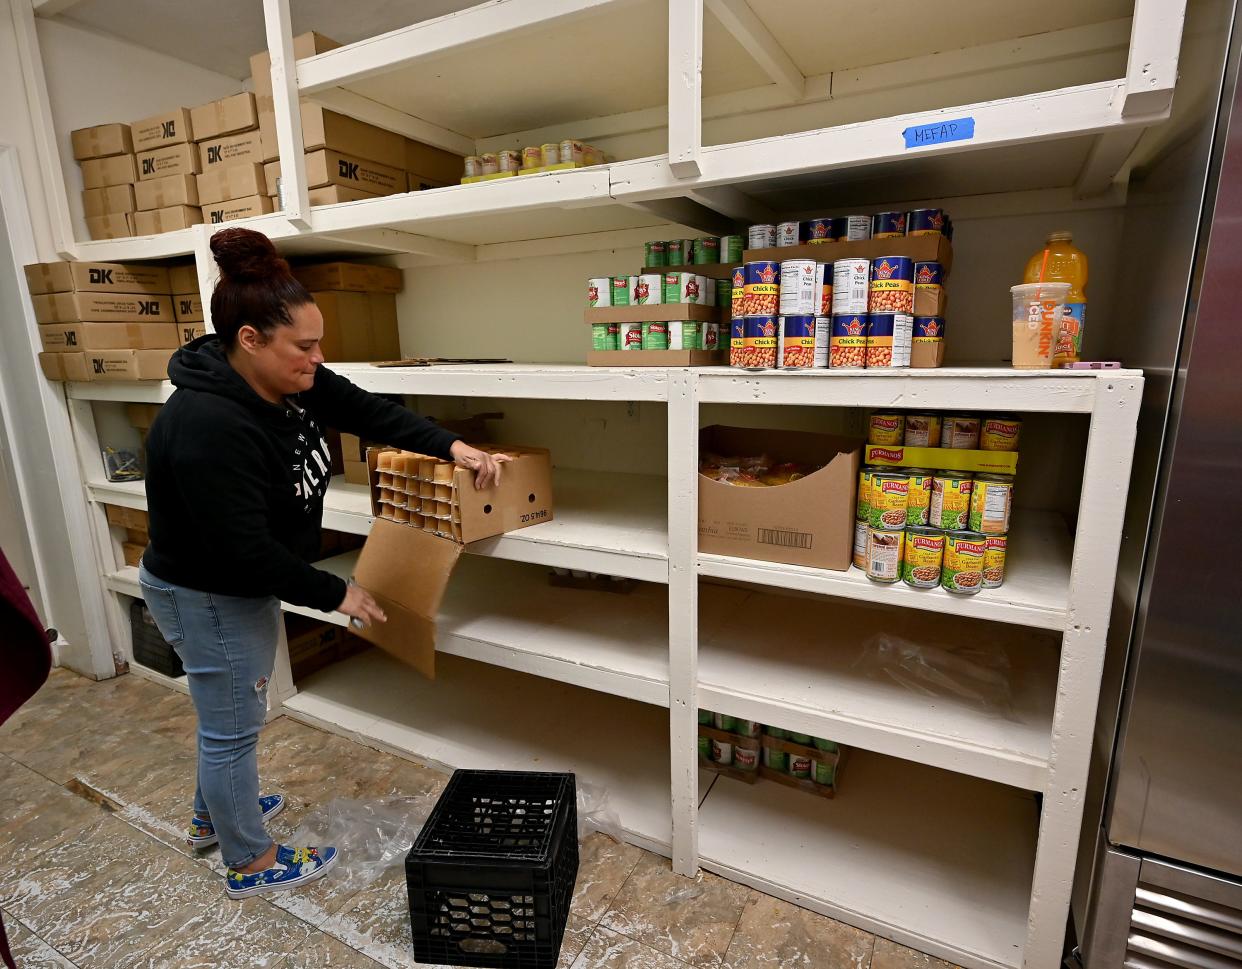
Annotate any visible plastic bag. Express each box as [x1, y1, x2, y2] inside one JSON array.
[[289, 794, 438, 895], [577, 780, 624, 844], [852, 632, 1016, 718]]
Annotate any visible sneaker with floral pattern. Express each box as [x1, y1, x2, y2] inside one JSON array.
[[187, 793, 286, 849], [225, 845, 339, 899]]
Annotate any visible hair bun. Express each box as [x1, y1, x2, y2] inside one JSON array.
[[210, 227, 291, 282]]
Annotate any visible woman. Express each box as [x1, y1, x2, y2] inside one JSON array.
[[139, 227, 506, 899]]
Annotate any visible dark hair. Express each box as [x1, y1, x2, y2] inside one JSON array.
[[209, 227, 313, 348]]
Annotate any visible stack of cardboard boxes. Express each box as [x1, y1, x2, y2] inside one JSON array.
[[168, 262, 205, 345], [129, 107, 202, 234], [75, 124, 138, 240], [290, 261, 403, 362], [193, 93, 273, 226], [104, 504, 150, 568], [30, 260, 177, 381]]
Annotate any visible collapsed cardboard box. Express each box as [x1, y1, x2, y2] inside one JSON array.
[[71, 123, 133, 160], [698, 426, 860, 571], [24, 261, 170, 296], [105, 504, 149, 530], [339, 432, 370, 485], [312, 290, 400, 361]]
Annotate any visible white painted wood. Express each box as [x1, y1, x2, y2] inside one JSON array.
[[66, 380, 174, 404], [683, 185, 773, 225], [297, 0, 639, 95], [284, 648, 675, 854], [317, 228, 476, 262], [1123, 0, 1187, 117], [1024, 375, 1143, 969], [192, 224, 219, 334], [666, 369, 699, 875], [668, 0, 704, 178], [305, 87, 475, 158], [1075, 128, 1147, 198], [619, 196, 734, 237], [697, 754, 1038, 969], [11, 0, 76, 258], [326, 362, 671, 402], [31, 0, 86, 15], [261, 0, 310, 228], [701, 511, 1073, 632], [704, 0, 803, 99]]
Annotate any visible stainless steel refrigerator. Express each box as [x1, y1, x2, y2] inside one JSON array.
[[1078, 4, 1242, 964]]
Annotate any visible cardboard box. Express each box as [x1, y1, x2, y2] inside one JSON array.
[[24, 261, 170, 296], [404, 137, 465, 186], [38, 351, 89, 381], [264, 149, 405, 196], [85, 213, 133, 241], [584, 303, 724, 325], [134, 173, 199, 210], [407, 171, 451, 193], [911, 337, 945, 369], [133, 206, 203, 235], [198, 131, 264, 171], [312, 290, 399, 361], [168, 264, 199, 295], [104, 505, 148, 529], [294, 262, 403, 293], [174, 294, 204, 323], [137, 144, 200, 181], [250, 32, 341, 97], [130, 108, 194, 150], [83, 185, 136, 218], [343, 460, 369, 486], [301, 104, 405, 169], [195, 163, 266, 205], [586, 349, 725, 367], [122, 542, 145, 568], [203, 194, 274, 225], [698, 426, 860, 571], [71, 123, 133, 160], [126, 403, 162, 428], [81, 154, 137, 189], [125, 526, 149, 545], [258, 109, 279, 162], [307, 185, 381, 206], [84, 348, 174, 381], [39, 321, 180, 351], [32, 291, 174, 324], [178, 323, 206, 345], [190, 92, 258, 142], [367, 292, 401, 360], [862, 444, 1019, 475]]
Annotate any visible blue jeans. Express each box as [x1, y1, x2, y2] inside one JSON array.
[[138, 564, 280, 869]]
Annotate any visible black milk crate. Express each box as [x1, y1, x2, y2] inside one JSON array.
[[406, 770, 578, 969], [129, 599, 184, 678]]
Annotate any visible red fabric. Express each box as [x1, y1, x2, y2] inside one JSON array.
[[0, 546, 52, 969]]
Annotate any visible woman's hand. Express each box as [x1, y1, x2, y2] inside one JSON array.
[[338, 583, 386, 628], [450, 441, 513, 490]]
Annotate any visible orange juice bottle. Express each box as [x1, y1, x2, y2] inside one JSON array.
[[1023, 231, 1087, 364]]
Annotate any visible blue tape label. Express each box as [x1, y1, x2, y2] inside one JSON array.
[[903, 117, 975, 149]]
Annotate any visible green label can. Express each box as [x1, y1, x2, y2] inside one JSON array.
[[813, 738, 838, 753], [906, 469, 932, 526], [619, 321, 644, 350], [642, 321, 669, 350], [942, 530, 987, 594], [856, 467, 874, 521], [714, 713, 737, 732], [698, 709, 714, 725], [698, 736, 710, 760], [734, 746, 759, 771], [644, 240, 668, 268], [669, 239, 693, 264], [734, 720, 762, 738], [591, 322, 619, 351], [812, 759, 836, 786], [969, 474, 1014, 534], [788, 754, 812, 779], [720, 235, 744, 261], [900, 526, 944, 588], [787, 731, 812, 745], [930, 474, 973, 530], [587, 277, 611, 307], [983, 534, 1008, 589], [611, 277, 631, 306], [668, 321, 700, 350], [764, 726, 787, 740], [711, 738, 733, 765], [868, 472, 910, 529], [763, 746, 788, 772], [692, 236, 720, 264]]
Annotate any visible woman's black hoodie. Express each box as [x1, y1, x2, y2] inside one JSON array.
[[141, 336, 458, 612]]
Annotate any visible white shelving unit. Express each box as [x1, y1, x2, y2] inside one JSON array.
[[14, 1, 1184, 966]]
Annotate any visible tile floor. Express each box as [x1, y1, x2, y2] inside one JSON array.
[[0, 669, 959, 969]]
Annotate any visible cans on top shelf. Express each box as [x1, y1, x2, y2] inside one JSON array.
[[743, 208, 953, 251]]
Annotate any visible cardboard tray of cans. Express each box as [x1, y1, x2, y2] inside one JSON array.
[[743, 233, 954, 271], [645, 262, 741, 281], [368, 445, 553, 545], [697, 724, 844, 799], [583, 302, 726, 325]]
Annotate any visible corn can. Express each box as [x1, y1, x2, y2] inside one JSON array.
[[692, 236, 720, 264], [980, 416, 1023, 451], [872, 211, 907, 238], [901, 526, 944, 588], [983, 534, 1008, 589], [941, 415, 981, 449], [730, 265, 746, 318], [856, 467, 875, 521], [930, 474, 973, 530], [812, 760, 836, 786], [868, 472, 909, 529], [711, 738, 733, 765], [788, 754, 813, 779], [734, 746, 759, 772], [644, 241, 668, 268], [868, 413, 905, 446], [866, 527, 904, 583], [720, 235, 744, 262], [698, 736, 711, 760], [642, 321, 668, 350], [587, 277, 611, 307], [853, 518, 869, 570], [591, 322, 619, 351], [611, 276, 630, 306], [619, 321, 644, 350], [969, 473, 1014, 534], [942, 531, 987, 594], [763, 746, 788, 771], [904, 414, 942, 447], [906, 469, 932, 526]]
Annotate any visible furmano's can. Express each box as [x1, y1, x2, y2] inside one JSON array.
[[868, 472, 910, 529], [830, 314, 868, 369], [463, 156, 480, 177], [832, 259, 870, 314], [868, 413, 905, 446], [907, 208, 946, 236], [521, 146, 543, 169], [479, 152, 499, 175], [980, 416, 1023, 451], [942, 531, 987, 594], [901, 526, 944, 588], [869, 256, 915, 314], [865, 312, 912, 368], [872, 211, 907, 238], [941, 415, 981, 449], [720, 235, 744, 262], [906, 469, 933, 526], [644, 240, 668, 267], [497, 149, 521, 173], [778, 315, 816, 369], [748, 224, 776, 248], [591, 322, 619, 351], [631, 274, 662, 305], [853, 518, 869, 570], [969, 473, 1014, 534], [983, 534, 1008, 589], [856, 467, 875, 521], [587, 277, 611, 307], [619, 321, 644, 350], [641, 321, 669, 350], [866, 527, 904, 582], [930, 474, 973, 530], [777, 221, 801, 246], [540, 143, 560, 166], [692, 236, 720, 264], [743, 261, 780, 316], [778, 259, 818, 315], [904, 414, 942, 447]]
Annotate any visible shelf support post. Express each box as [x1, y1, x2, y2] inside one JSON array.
[[191, 224, 220, 334], [667, 369, 700, 875], [1024, 375, 1144, 968], [1122, 0, 1187, 118], [668, 0, 704, 179], [262, 0, 312, 230]]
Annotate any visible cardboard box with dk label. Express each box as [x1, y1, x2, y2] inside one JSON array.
[[32, 292, 174, 325], [24, 261, 170, 296]]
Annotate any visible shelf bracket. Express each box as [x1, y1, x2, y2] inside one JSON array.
[[668, 0, 704, 178], [620, 196, 737, 237], [262, 0, 312, 231], [1074, 129, 1144, 199], [685, 185, 775, 225], [1122, 0, 1186, 118], [704, 0, 804, 101]]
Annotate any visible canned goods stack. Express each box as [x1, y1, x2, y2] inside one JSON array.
[[746, 208, 953, 249], [584, 273, 723, 353], [854, 412, 1020, 593], [462, 139, 606, 182], [697, 710, 843, 796], [644, 235, 745, 268]]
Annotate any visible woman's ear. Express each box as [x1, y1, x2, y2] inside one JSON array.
[[236, 324, 267, 354]]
